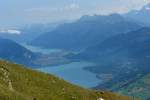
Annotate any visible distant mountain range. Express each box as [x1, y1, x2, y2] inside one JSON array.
[[125, 3, 150, 25], [29, 14, 141, 50]]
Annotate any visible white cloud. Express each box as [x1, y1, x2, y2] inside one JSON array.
[[64, 3, 80, 10], [0, 29, 21, 35]]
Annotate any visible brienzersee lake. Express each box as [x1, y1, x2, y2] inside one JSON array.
[[23, 44, 101, 88]]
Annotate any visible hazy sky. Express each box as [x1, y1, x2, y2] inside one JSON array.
[[0, 0, 150, 28]]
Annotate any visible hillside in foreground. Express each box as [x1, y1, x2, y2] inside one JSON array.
[[0, 60, 131, 100]]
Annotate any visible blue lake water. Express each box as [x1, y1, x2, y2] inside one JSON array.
[[23, 44, 101, 88], [37, 62, 101, 88]]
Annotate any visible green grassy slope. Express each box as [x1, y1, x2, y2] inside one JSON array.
[[0, 60, 131, 100]]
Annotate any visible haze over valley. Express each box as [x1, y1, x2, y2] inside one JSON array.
[[0, 1, 150, 100]]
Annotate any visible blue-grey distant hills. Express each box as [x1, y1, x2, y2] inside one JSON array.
[[125, 3, 150, 25], [74, 27, 150, 99], [29, 14, 141, 50], [0, 37, 37, 65]]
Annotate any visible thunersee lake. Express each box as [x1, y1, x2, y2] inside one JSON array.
[[23, 44, 101, 88]]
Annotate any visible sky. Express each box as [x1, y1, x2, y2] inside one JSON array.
[[0, 0, 150, 28]]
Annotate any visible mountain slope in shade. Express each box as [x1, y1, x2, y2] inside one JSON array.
[[0, 37, 37, 66], [30, 14, 141, 50], [74, 27, 150, 100], [0, 60, 131, 100], [125, 3, 150, 25]]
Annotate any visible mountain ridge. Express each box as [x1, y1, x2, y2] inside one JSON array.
[[29, 14, 141, 50]]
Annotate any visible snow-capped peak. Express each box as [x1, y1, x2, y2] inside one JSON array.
[[142, 3, 150, 11], [145, 6, 150, 10]]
